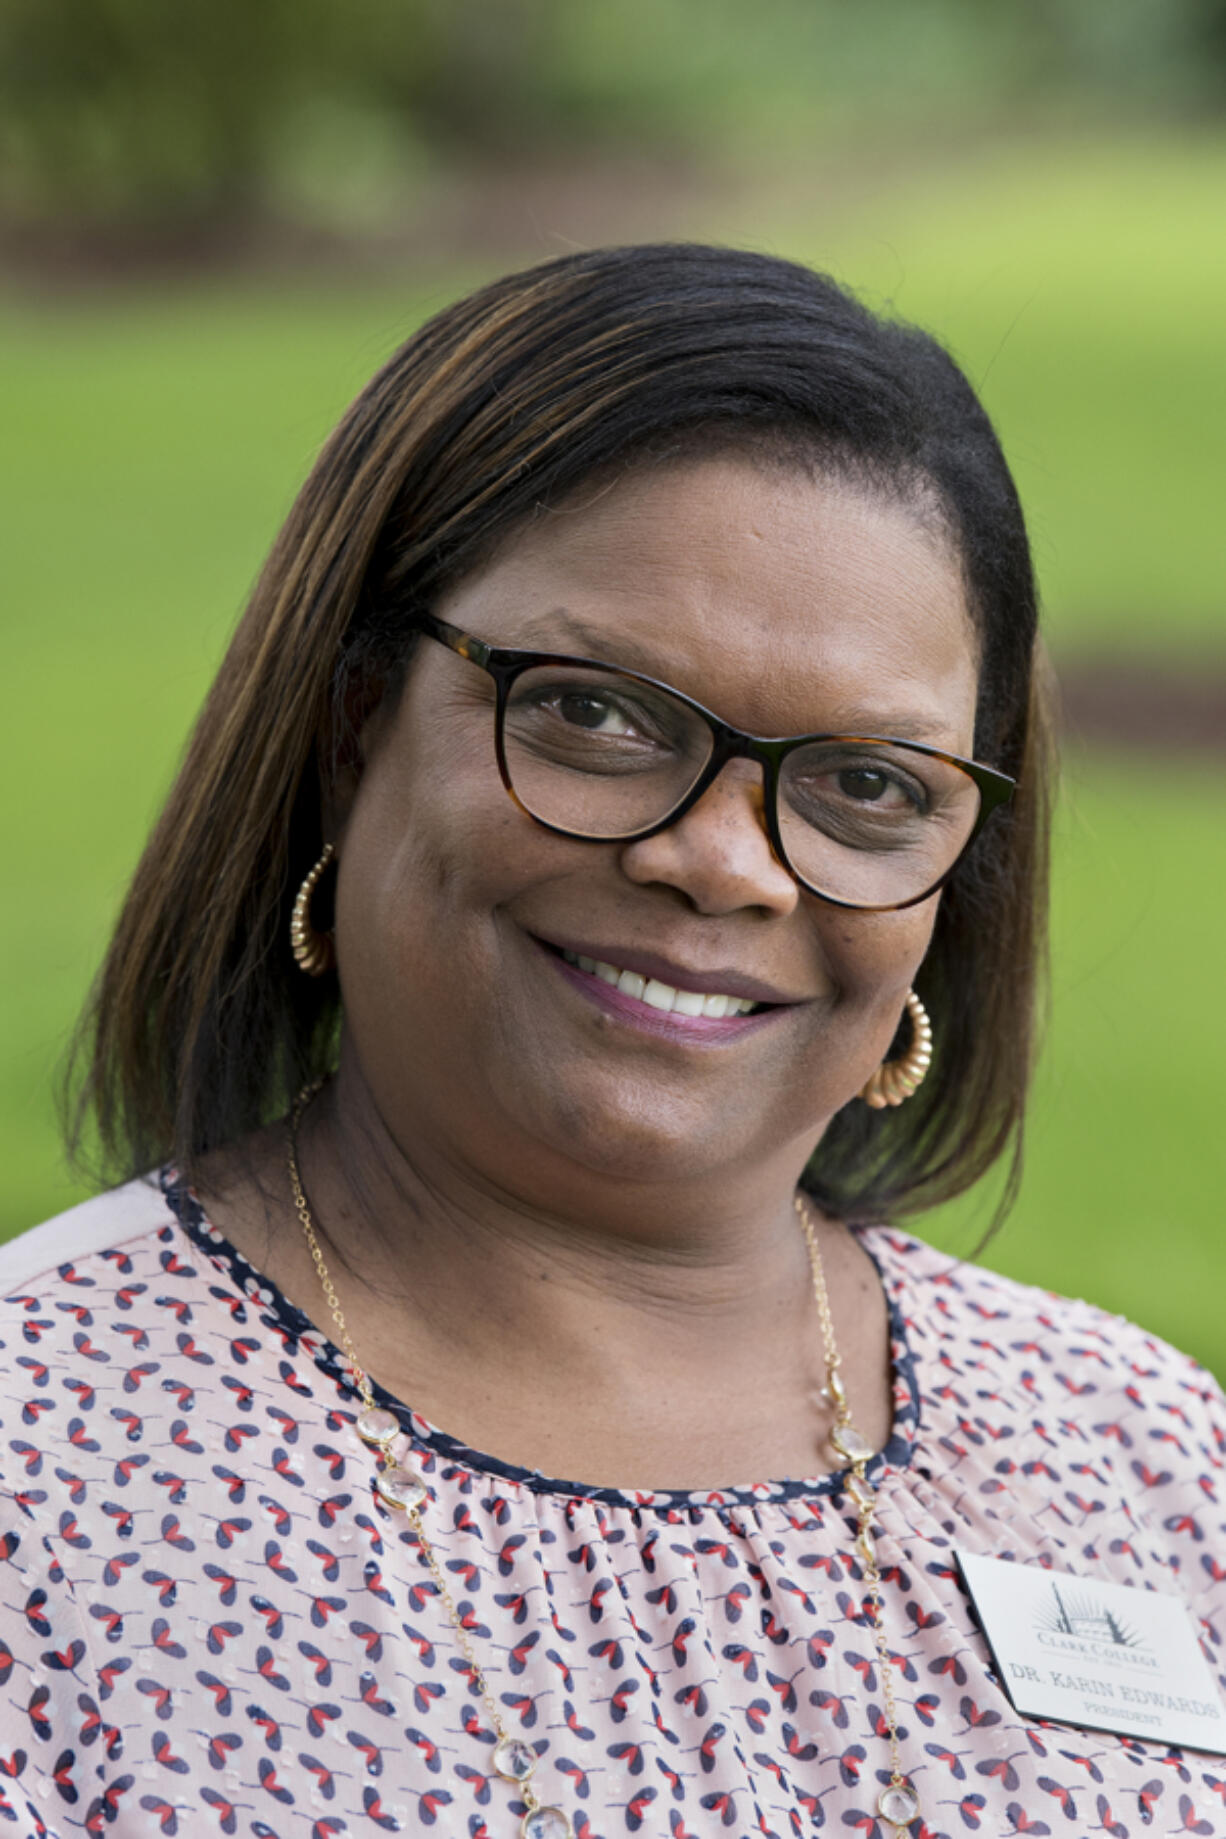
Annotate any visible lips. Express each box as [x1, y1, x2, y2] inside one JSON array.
[[534, 934, 800, 1009], [531, 933, 813, 1046], [557, 948, 760, 1017]]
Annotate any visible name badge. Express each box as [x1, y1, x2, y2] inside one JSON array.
[[956, 1550, 1226, 1755]]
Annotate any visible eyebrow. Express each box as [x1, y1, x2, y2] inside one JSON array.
[[507, 608, 965, 747], [514, 608, 661, 672], [810, 710, 963, 745]]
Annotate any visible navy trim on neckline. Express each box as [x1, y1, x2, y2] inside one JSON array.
[[160, 1167, 920, 1512]]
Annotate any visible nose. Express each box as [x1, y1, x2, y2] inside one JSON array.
[[618, 758, 800, 917]]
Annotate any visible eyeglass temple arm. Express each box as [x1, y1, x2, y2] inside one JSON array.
[[416, 613, 492, 668]]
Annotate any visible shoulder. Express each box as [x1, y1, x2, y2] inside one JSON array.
[[868, 1221, 1217, 1374], [866, 1223, 1225, 1473], [0, 1175, 174, 1294], [0, 1174, 189, 1489], [868, 1227, 1226, 1627], [0, 1172, 286, 1528]]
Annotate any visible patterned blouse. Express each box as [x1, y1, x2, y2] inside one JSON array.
[[1, 1173, 1223, 1839]]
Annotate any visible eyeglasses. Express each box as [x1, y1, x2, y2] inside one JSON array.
[[416, 613, 1016, 912]]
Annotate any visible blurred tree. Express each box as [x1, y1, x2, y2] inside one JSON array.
[[0, 0, 336, 224], [0, 0, 1223, 234], [0, 0, 569, 227], [1193, 0, 1226, 99], [961, 0, 1226, 104]]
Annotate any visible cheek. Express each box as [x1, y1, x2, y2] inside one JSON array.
[[334, 730, 552, 1009], [817, 898, 941, 1052], [341, 803, 483, 965], [825, 894, 938, 975]]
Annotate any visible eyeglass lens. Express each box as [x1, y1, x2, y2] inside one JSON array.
[[500, 663, 983, 907]]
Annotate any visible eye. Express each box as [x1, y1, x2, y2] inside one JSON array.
[[554, 690, 638, 735], [781, 744, 938, 841], [512, 672, 691, 750], [836, 766, 907, 805]]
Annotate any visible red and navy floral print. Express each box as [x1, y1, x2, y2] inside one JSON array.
[[1, 1172, 1223, 1837]]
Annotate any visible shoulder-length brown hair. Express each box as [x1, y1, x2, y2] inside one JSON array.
[[69, 243, 1053, 1226]]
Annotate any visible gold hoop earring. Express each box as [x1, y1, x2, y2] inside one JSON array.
[[859, 988, 933, 1109], [290, 844, 336, 976]]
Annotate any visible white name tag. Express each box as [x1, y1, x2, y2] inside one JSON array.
[[956, 1550, 1226, 1755]]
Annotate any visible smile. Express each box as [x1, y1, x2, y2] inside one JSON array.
[[558, 949, 760, 1017], [533, 935, 793, 1041]]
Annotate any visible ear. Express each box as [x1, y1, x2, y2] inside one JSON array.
[[319, 750, 359, 844], [317, 665, 402, 845]]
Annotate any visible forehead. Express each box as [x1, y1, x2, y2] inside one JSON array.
[[437, 456, 980, 746]]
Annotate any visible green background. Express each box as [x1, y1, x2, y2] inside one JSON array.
[[3, 109, 1224, 1375]]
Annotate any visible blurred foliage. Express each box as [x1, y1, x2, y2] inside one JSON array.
[[2, 0, 1226, 229]]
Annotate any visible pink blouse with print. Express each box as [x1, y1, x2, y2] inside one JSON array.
[[0, 1171, 1223, 1838]]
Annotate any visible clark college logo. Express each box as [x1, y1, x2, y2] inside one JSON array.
[[1033, 1582, 1160, 1670], [1035, 1582, 1145, 1649]]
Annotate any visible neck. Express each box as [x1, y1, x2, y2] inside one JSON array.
[[293, 1052, 829, 1381], [203, 1058, 893, 1490]]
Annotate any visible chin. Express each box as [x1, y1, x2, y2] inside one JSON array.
[[526, 1077, 755, 1186]]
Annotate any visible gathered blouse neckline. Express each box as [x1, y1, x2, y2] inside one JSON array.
[[161, 1167, 922, 1513]]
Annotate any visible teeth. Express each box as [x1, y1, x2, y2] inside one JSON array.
[[559, 949, 757, 1016]]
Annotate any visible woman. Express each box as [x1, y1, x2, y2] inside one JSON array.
[[2, 245, 1222, 1838]]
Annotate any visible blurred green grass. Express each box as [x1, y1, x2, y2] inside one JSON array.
[[778, 133, 1226, 659], [3, 134, 1224, 1376], [926, 749, 1226, 1379]]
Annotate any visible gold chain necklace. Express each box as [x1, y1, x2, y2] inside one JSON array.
[[287, 1082, 921, 1836]]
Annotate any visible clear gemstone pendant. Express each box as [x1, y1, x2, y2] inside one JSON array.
[[831, 1423, 874, 1464], [374, 1465, 427, 1511], [521, 1809, 573, 1839], [356, 1405, 399, 1445], [878, 1780, 920, 1827], [493, 1737, 537, 1782]]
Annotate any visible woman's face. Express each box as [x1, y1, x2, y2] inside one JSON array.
[[331, 457, 979, 1199]]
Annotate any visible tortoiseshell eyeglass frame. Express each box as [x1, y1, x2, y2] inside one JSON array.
[[415, 613, 1017, 913]]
